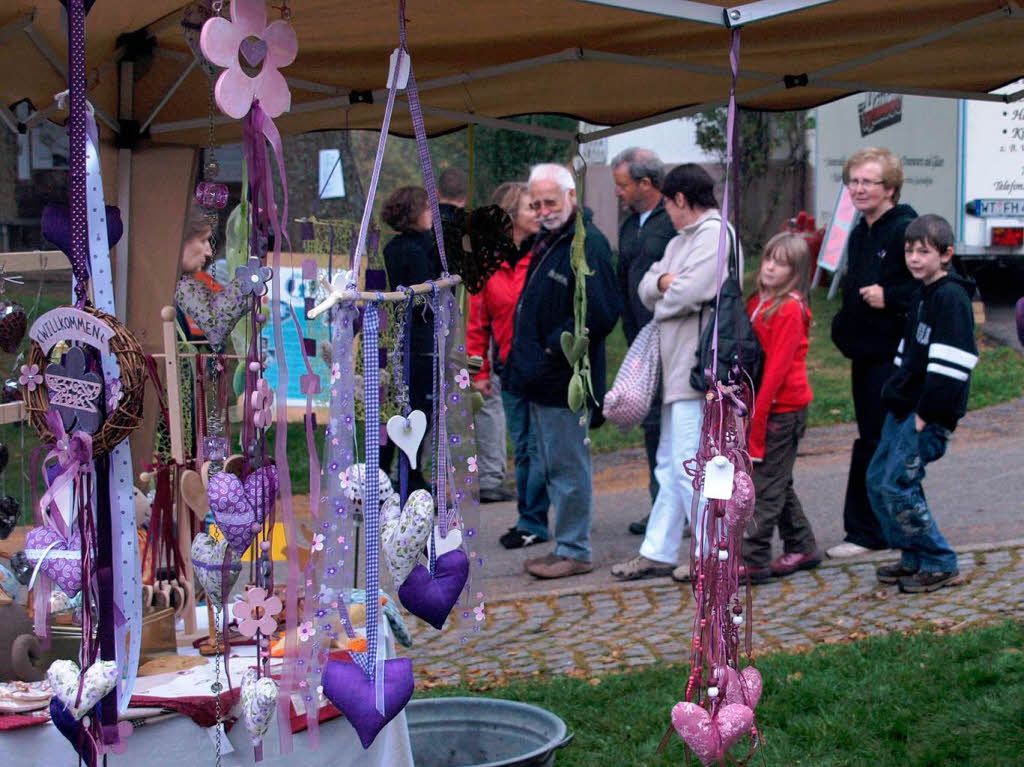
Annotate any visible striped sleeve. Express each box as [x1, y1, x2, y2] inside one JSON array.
[[926, 342, 978, 382], [917, 284, 978, 428]]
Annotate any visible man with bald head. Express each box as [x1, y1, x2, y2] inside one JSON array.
[[612, 147, 677, 536], [505, 163, 622, 579]]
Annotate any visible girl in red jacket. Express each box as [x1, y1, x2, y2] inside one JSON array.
[[740, 232, 821, 582]]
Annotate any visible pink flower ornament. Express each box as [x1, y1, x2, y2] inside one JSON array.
[[18, 364, 42, 392], [251, 378, 275, 429], [200, 0, 297, 120], [298, 621, 316, 642], [466, 456, 478, 473], [233, 586, 282, 637], [455, 368, 471, 389]]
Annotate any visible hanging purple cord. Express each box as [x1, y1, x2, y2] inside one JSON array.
[[398, 290, 414, 506], [710, 29, 741, 379]]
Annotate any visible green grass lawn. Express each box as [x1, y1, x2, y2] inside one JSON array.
[[419, 620, 1024, 767]]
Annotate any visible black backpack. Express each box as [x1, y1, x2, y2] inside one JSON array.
[[689, 221, 765, 391]]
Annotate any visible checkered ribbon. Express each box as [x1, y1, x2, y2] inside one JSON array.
[[360, 303, 386, 714]]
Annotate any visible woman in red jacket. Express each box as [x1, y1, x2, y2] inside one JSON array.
[[466, 182, 548, 548], [741, 233, 821, 582]]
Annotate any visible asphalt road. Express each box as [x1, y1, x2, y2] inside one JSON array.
[[472, 396, 1024, 600]]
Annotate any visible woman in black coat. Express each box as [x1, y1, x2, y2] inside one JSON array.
[[381, 186, 443, 492]]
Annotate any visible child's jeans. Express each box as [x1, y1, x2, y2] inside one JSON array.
[[866, 413, 958, 573], [742, 408, 817, 569]]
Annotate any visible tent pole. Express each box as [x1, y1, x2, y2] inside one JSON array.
[[140, 58, 198, 134], [0, 12, 34, 45], [0, 103, 18, 135], [116, 58, 134, 321]]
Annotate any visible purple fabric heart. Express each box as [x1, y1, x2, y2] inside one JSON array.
[[321, 658, 414, 749], [50, 698, 97, 767], [25, 525, 82, 596], [42, 204, 123, 263], [207, 465, 278, 555], [398, 550, 469, 630]]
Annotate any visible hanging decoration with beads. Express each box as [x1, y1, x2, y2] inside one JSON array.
[[665, 29, 763, 767]]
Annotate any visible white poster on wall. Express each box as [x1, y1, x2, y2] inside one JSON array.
[[318, 149, 345, 199]]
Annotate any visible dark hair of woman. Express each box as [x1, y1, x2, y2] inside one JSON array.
[[661, 163, 718, 210], [382, 186, 429, 233]]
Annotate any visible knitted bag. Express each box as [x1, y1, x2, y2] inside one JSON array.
[[602, 320, 660, 428]]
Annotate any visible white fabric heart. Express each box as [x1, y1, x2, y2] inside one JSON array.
[[241, 668, 278, 746], [385, 410, 427, 470], [47, 659, 118, 720], [381, 489, 434, 585], [428, 525, 463, 560], [190, 533, 242, 605]]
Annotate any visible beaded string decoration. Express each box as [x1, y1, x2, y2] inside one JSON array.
[[664, 29, 763, 767]]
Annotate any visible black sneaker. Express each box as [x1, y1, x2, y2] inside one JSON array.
[[898, 570, 960, 593], [876, 562, 919, 584], [480, 487, 515, 504], [499, 527, 545, 549], [628, 514, 649, 535]]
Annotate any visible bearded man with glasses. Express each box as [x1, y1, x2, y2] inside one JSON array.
[[828, 147, 918, 559], [505, 163, 622, 579]]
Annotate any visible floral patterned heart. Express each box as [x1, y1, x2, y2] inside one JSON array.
[[24, 525, 82, 596], [381, 490, 433, 585], [190, 532, 241, 604], [206, 465, 278, 555], [47, 658, 118, 720], [240, 668, 278, 746]]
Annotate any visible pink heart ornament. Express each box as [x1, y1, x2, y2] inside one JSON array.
[[723, 470, 756, 532], [671, 702, 754, 766], [723, 666, 763, 710]]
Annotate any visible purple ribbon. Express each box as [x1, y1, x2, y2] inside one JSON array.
[[710, 30, 741, 378]]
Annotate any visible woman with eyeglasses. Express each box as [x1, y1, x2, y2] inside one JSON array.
[[828, 147, 918, 559]]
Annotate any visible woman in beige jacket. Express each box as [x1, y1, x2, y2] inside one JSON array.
[[612, 164, 739, 580]]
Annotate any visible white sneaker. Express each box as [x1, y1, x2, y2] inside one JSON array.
[[826, 542, 871, 559]]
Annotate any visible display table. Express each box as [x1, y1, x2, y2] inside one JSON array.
[[2, 625, 413, 767]]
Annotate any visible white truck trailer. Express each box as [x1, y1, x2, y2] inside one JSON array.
[[814, 82, 1024, 292]]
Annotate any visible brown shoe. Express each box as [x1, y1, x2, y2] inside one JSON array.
[[526, 556, 594, 579], [523, 552, 560, 573], [610, 555, 675, 581]]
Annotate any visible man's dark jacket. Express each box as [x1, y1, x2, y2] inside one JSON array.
[[831, 203, 918, 360], [617, 200, 676, 344], [505, 208, 622, 415]]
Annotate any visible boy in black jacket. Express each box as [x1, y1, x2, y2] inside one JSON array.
[[867, 215, 978, 593]]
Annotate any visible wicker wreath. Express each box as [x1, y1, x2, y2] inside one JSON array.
[[24, 305, 145, 457]]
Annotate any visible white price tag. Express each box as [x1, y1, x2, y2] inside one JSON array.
[[704, 455, 735, 500], [387, 47, 411, 90]]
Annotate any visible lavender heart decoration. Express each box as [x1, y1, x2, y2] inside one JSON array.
[[207, 465, 278, 555], [42, 203, 123, 263], [398, 549, 469, 630], [321, 658, 414, 749], [49, 698, 98, 767], [25, 525, 82, 596]]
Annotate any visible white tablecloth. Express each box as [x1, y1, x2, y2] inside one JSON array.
[[2, 624, 414, 767]]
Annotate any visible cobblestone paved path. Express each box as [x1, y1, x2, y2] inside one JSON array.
[[408, 545, 1023, 687]]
